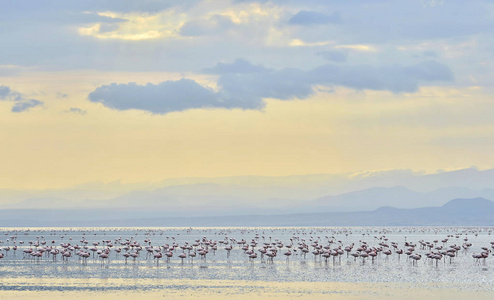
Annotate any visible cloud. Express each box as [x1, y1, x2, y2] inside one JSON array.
[[422, 50, 438, 58], [0, 85, 44, 112], [1, 1, 194, 15], [0, 86, 22, 101], [11, 99, 43, 113], [98, 23, 121, 33], [317, 50, 348, 63], [203, 59, 270, 74], [65, 108, 87, 115], [288, 11, 341, 25], [88, 79, 219, 114], [402, 60, 453, 82], [216, 67, 312, 108], [308, 60, 454, 93], [216, 59, 453, 101], [88, 59, 454, 114], [0, 86, 11, 99], [179, 15, 234, 37], [55, 12, 128, 25], [204, 59, 312, 109], [215, 60, 453, 107]]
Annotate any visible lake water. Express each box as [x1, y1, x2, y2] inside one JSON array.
[[0, 226, 493, 299]]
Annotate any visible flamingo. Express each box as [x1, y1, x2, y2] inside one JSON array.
[[153, 252, 163, 265], [283, 250, 292, 262], [165, 251, 173, 263], [178, 252, 187, 263], [189, 251, 196, 263]]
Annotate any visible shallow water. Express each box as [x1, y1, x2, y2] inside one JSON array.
[[0, 227, 493, 298]]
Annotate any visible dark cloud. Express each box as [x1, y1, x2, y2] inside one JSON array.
[[88, 59, 454, 114], [0, 85, 44, 112], [309, 60, 454, 93], [0, 86, 11, 99], [217, 68, 312, 109], [402, 61, 453, 82], [88, 79, 219, 114], [0, 85, 22, 101], [288, 11, 341, 25], [217, 60, 453, 106], [11, 99, 43, 113]]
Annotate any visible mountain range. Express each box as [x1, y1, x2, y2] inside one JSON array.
[[3, 167, 494, 218], [1, 197, 493, 227]]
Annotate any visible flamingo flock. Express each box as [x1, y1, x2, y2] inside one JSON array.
[[0, 227, 492, 270]]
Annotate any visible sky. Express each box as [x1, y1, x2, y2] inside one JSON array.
[[1, 0, 494, 191]]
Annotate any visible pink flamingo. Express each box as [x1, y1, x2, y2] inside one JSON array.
[[178, 252, 187, 263], [283, 250, 292, 262]]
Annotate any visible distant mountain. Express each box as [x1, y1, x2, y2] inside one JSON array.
[[312, 186, 425, 211], [0, 197, 493, 227], [308, 186, 490, 211], [6, 167, 494, 215], [441, 197, 494, 214]]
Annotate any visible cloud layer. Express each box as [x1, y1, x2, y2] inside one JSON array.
[[1, 0, 491, 78], [88, 59, 453, 114]]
